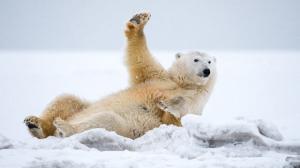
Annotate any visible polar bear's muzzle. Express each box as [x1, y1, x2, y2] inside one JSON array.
[[198, 68, 210, 78]]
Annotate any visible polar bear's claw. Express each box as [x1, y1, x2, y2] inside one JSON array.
[[157, 101, 179, 118], [158, 101, 168, 110]]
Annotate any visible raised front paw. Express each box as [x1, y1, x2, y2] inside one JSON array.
[[129, 12, 151, 25], [125, 12, 151, 34], [24, 116, 45, 138]]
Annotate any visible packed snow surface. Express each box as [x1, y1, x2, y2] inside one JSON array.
[[0, 51, 299, 167], [1, 115, 300, 168]]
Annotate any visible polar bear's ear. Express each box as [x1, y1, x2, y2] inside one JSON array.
[[175, 53, 182, 60]]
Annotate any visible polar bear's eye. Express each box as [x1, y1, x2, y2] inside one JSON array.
[[194, 59, 199, 62], [208, 61, 211, 64]]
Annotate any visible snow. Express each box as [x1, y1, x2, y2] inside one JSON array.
[[0, 115, 299, 167], [0, 50, 300, 167], [0, 115, 300, 167], [0, 134, 12, 149]]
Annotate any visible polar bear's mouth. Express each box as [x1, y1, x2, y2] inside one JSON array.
[[197, 73, 203, 77]]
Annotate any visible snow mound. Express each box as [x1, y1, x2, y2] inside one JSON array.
[[182, 116, 281, 147], [13, 129, 133, 151], [71, 128, 133, 151], [1, 115, 299, 168], [255, 119, 283, 141], [0, 134, 13, 149]]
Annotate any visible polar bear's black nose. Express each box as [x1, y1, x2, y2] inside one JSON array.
[[203, 69, 210, 77]]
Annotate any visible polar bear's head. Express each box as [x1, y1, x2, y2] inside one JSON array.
[[168, 51, 216, 87]]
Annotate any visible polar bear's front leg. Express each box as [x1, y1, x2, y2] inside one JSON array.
[[157, 96, 186, 127], [157, 96, 186, 119], [53, 118, 76, 137], [125, 12, 169, 85]]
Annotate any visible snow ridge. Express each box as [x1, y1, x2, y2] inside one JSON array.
[[1, 115, 299, 168]]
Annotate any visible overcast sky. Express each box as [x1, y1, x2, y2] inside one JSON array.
[[0, 0, 299, 51]]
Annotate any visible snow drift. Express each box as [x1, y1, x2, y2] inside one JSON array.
[[0, 115, 299, 168]]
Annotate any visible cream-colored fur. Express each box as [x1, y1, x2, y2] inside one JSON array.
[[125, 13, 216, 119], [24, 12, 216, 139], [165, 52, 217, 117], [24, 94, 90, 138]]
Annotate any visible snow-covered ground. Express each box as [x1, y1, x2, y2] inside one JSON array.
[[0, 50, 299, 167]]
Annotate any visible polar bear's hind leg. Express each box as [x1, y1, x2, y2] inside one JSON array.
[[56, 112, 132, 138], [24, 116, 46, 139], [24, 94, 89, 138]]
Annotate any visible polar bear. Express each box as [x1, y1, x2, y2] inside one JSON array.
[[24, 12, 216, 139]]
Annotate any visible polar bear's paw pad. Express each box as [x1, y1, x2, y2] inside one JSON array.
[[126, 12, 151, 32], [130, 12, 151, 25]]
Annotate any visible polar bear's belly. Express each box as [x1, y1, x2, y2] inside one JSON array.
[[106, 95, 162, 137], [80, 86, 164, 137]]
